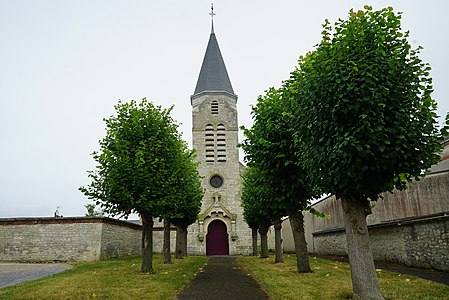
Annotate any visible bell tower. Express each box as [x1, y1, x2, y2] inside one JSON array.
[[187, 6, 252, 255]]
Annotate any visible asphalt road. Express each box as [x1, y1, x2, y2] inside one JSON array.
[[0, 263, 72, 289]]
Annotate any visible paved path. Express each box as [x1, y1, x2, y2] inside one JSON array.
[[177, 256, 269, 300], [0, 263, 72, 289]]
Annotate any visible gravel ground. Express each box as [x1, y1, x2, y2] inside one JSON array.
[[0, 263, 72, 289]]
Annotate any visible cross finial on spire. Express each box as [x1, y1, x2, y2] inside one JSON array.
[[209, 3, 215, 33]]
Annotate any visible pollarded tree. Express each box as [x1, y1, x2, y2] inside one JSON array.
[[170, 151, 203, 260], [242, 206, 259, 256], [294, 6, 442, 299], [159, 148, 202, 264], [240, 87, 318, 271], [241, 166, 275, 259], [80, 98, 188, 273]]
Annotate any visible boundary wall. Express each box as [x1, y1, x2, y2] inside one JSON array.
[[0, 217, 142, 262], [282, 170, 449, 271]]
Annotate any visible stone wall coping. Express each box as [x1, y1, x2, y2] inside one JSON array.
[[0, 216, 142, 230], [312, 212, 449, 236]]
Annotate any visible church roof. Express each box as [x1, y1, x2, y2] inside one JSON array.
[[193, 28, 235, 96]]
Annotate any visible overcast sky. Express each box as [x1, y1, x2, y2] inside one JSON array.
[[1, 0, 448, 218]]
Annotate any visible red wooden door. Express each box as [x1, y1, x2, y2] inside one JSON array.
[[206, 220, 229, 256]]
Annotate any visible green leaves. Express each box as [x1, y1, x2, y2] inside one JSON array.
[[441, 112, 449, 137], [80, 98, 202, 223], [240, 84, 319, 228], [293, 6, 442, 202]]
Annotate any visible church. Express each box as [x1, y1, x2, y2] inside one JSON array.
[[186, 13, 253, 256]]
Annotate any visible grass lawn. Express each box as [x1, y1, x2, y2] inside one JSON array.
[[239, 255, 449, 300], [0, 255, 207, 300], [3, 254, 448, 299]]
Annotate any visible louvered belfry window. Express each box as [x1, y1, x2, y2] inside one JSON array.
[[211, 101, 219, 114], [216, 124, 226, 162], [204, 123, 226, 162], [205, 124, 215, 162]]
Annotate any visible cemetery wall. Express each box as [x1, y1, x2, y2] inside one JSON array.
[[282, 170, 449, 271], [0, 217, 141, 262], [311, 214, 449, 271]]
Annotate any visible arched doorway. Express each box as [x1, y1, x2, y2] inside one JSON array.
[[206, 220, 229, 255]]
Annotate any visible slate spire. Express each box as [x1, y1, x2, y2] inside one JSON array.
[[193, 6, 235, 96]]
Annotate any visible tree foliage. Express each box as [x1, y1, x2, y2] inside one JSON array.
[[293, 6, 442, 202], [240, 87, 315, 216], [80, 99, 184, 218], [170, 150, 203, 259], [241, 166, 274, 226], [164, 149, 203, 226], [291, 6, 443, 299], [240, 86, 318, 270], [240, 166, 273, 258], [84, 204, 104, 217], [80, 98, 201, 272]]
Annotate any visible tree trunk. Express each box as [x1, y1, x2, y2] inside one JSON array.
[[288, 209, 312, 273], [341, 195, 384, 300], [251, 227, 258, 256], [182, 225, 188, 257], [274, 218, 283, 263], [175, 225, 188, 259], [259, 222, 270, 258], [141, 214, 154, 273], [175, 225, 182, 259], [163, 218, 172, 264]]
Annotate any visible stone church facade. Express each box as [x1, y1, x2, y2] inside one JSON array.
[[186, 22, 253, 255]]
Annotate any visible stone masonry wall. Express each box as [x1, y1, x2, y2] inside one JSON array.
[[300, 171, 449, 253], [281, 169, 449, 271], [402, 216, 449, 270], [312, 215, 449, 271], [152, 225, 177, 254], [100, 221, 142, 259], [0, 217, 142, 262], [296, 171, 449, 253]]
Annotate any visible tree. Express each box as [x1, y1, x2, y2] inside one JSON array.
[[241, 169, 262, 257], [243, 212, 259, 256], [80, 98, 190, 273], [241, 166, 274, 259], [294, 6, 442, 299], [84, 204, 104, 217], [441, 112, 449, 137], [240, 87, 317, 271], [173, 168, 203, 259], [167, 149, 203, 260], [159, 148, 202, 264]]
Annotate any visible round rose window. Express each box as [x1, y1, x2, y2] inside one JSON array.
[[210, 175, 224, 188]]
